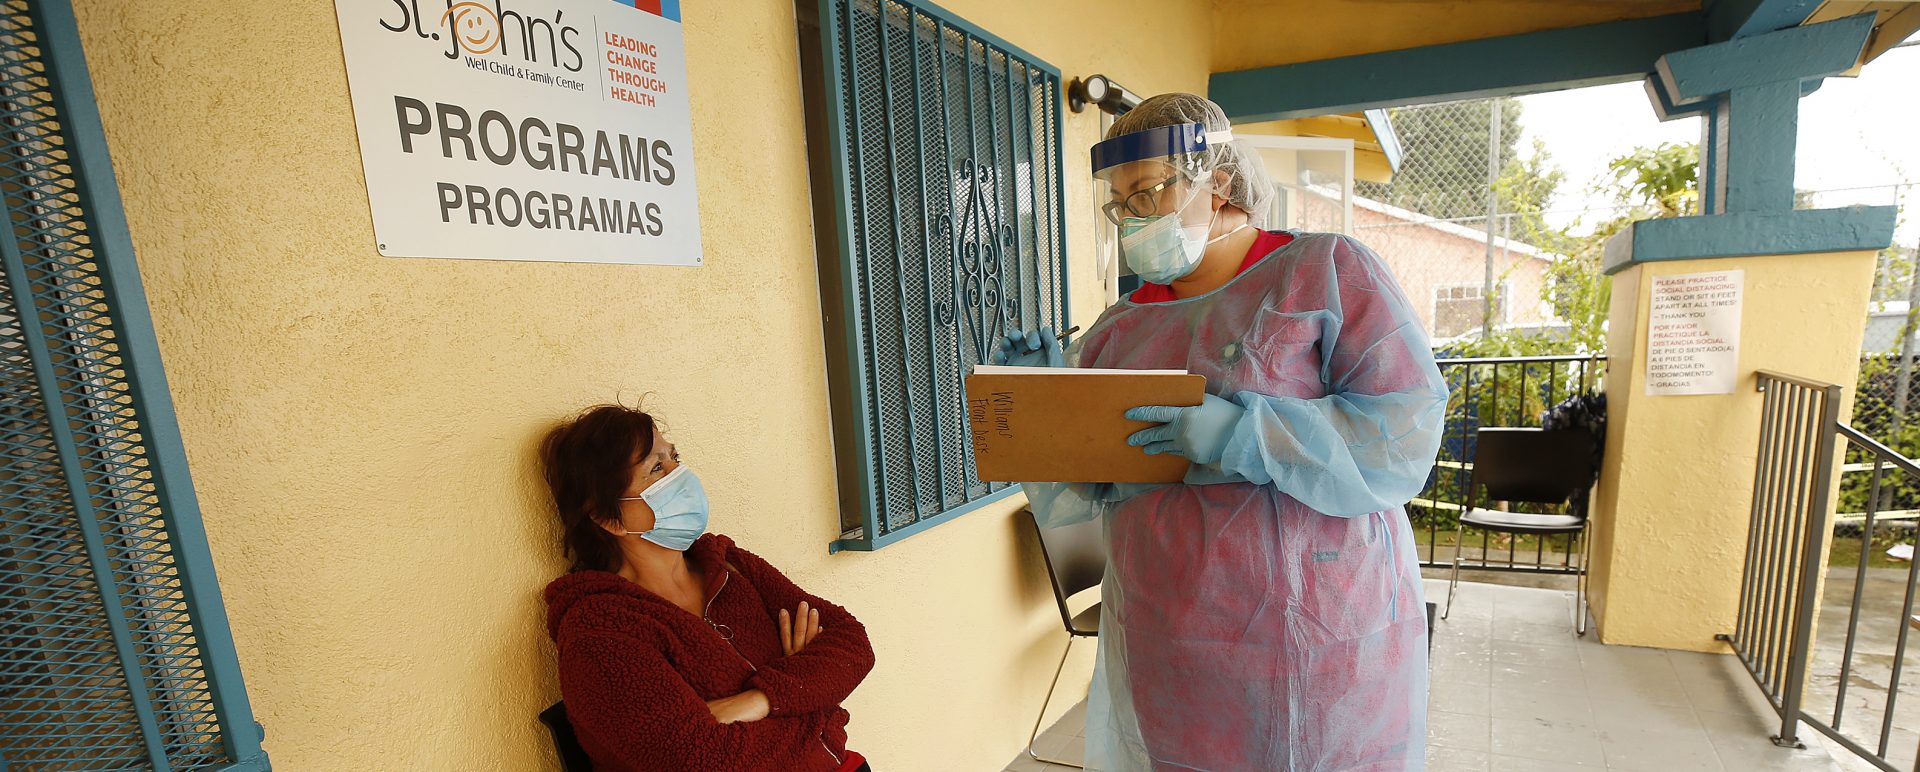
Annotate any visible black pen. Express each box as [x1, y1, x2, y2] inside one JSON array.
[[1056, 325, 1081, 342]]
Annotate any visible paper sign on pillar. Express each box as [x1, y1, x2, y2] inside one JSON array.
[[332, 0, 702, 265], [1646, 269, 1744, 396]]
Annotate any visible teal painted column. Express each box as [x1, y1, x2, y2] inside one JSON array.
[[1589, 11, 1897, 653], [1651, 13, 1874, 216], [1701, 98, 1725, 215], [1611, 13, 1895, 271], [1722, 80, 1800, 213]]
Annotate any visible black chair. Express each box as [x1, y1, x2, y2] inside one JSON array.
[[540, 701, 593, 772], [1441, 427, 1598, 635], [1021, 507, 1103, 769]]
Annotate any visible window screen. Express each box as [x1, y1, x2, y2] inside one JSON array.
[[0, 2, 266, 768], [801, 0, 1068, 551]]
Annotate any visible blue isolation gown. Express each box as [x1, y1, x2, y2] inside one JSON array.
[[1026, 232, 1448, 771]]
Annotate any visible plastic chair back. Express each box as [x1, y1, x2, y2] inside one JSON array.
[[1470, 428, 1597, 514]]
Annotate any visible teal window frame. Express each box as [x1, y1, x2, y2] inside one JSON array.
[[802, 0, 1070, 552], [0, 1, 266, 769]]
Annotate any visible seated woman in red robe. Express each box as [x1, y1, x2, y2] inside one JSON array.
[[540, 404, 874, 771]]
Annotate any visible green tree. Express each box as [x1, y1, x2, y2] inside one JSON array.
[[1449, 141, 1702, 359], [1605, 143, 1698, 218]]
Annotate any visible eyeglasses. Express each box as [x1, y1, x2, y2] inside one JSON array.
[[1101, 173, 1186, 226]]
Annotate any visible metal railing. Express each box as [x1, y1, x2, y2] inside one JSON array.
[[1818, 424, 1920, 770], [1721, 371, 1920, 771], [1720, 372, 1842, 751], [1414, 354, 1607, 574]]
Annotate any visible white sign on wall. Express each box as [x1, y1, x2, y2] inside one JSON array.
[[332, 0, 702, 265], [1646, 269, 1744, 396]]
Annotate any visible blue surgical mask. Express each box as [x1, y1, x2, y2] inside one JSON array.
[[1120, 212, 1210, 285], [1118, 179, 1254, 286], [618, 465, 710, 551]]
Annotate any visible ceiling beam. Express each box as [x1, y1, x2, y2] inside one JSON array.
[[1865, 5, 1920, 62], [1707, 0, 1824, 41], [1209, 13, 1704, 124], [1656, 13, 1875, 106]]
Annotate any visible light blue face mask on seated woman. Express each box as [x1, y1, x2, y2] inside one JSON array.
[[618, 465, 711, 551]]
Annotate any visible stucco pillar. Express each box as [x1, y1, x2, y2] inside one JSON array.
[[1584, 13, 1898, 650], [1587, 248, 1878, 650]]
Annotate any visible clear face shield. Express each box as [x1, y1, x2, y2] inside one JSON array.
[[1092, 122, 1227, 227], [1091, 123, 1240, 284]]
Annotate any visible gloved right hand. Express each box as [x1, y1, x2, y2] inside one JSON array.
[[1124, 394, 1247, 465], [990, 327, 1066, 368]]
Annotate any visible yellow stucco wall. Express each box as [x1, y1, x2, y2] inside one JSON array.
[[1588, 251, 1876, 651], [68, 0, 1209, 769], [1210, 0, 1700, 73]]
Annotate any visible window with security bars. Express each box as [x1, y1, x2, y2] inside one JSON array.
[[0, 1, 266, 769], [800, 0, 1068, 551]]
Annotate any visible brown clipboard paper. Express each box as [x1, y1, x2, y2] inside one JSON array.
[[965, 365, 1208, 483]]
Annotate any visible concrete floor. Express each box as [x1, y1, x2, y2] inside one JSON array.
[[1006, 580, 1867, 771], [1799, 565, 1920, 769]]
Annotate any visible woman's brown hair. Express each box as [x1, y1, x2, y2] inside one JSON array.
[[539, 404, 656, 572]]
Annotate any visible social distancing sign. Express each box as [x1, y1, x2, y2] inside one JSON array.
[[333, 0, 703, 265], [1646, 269, 1743, 396]]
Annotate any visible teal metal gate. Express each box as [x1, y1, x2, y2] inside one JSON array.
[[0, 1, 266, 769]]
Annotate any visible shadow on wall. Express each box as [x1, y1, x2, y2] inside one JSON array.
[[514, 412, 576, 771], [1008, 505, 1061, 613]]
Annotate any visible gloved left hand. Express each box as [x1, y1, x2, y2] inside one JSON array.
[[990, 327, 1066, 368], [1124, 394, 1246, 465]]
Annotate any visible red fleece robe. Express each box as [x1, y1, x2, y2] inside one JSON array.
[[545, 534, 875, 771]]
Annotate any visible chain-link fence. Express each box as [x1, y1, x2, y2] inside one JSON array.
[[1361, 93, 1920, 567], [1843, 183, 1920, 549], [1357, 99, 1515, 344], [1354, 97, 1629, 350]]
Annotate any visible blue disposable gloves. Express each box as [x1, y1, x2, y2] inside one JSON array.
[[1124, 394, 1247, 465], [990, 327, 1066, 368]]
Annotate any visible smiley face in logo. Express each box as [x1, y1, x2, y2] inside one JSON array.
[[440, 2, 502, 55]]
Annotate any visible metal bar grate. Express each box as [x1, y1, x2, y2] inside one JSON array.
[[0, 1, 264, 769], [1416, 354, 1607, 574], [814, 0, 1066, 552]]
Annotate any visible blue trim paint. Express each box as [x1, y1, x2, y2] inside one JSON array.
[[32, 0, 270, 767], [830, 486, 1023, 553], [1723, 81, 1800, 212], [1700, 98, 1726, 214], [1209, 13, 1704, 123], [1362, 108, 1404, 173], [1091, 122, 1210, 174], [659, 0, 680, 22], [0, 160, 171, 772], [1602, 207, 1897, 274], [814, 0, 881, 556], [814, 0, 1069, 553], [1656, 13, 1873, 107], [1648, 14, 1872, 214], [1644, 73, 1710, 122], [1708, 0, 1823, 41]]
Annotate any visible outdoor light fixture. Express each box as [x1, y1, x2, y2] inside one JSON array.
[[1068, 73, 1140, 115]]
